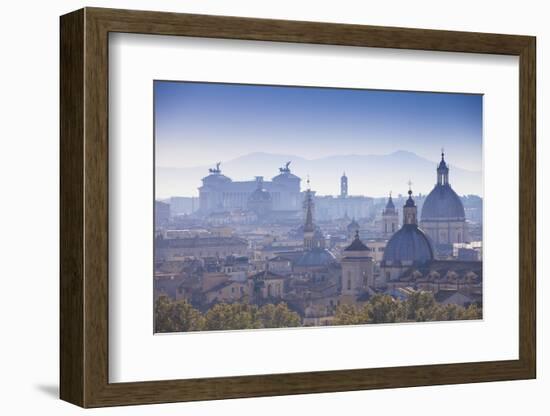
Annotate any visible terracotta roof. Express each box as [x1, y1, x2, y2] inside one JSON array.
[[156, 236, 248, 249], [249, 270, 286, 281]]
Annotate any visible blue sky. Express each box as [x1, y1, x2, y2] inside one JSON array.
[[154, 81, 482, 171]]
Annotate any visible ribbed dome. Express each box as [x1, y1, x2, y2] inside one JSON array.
[[382, 224, 434, 265], [421, 184, 465, 221], [295, 248, 336, 267]]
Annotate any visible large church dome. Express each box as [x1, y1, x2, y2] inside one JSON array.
[[420, 152, 465, 221], [382, 189, 434, 266], [382, 224, 434, 265], [421, 184, 465, 221], [295, 247, 337, 268]]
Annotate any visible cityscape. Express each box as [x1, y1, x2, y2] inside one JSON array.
[[153, 81, 483, 333]]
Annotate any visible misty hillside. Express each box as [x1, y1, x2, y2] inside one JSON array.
[[156, 150, 482, 198]]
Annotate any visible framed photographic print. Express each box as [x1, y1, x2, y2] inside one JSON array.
[[60, 7, 536, 408]]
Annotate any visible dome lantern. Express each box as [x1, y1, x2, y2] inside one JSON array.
[[403, 183, 418, 225], [437, 150, 450, 186]]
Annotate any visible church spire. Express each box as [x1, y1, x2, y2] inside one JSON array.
[[385, 191, 395, 211], [304, 188, 314, 233], [303, 180, 321, 250]]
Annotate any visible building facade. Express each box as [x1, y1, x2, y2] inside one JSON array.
[[198, 162, 301, 215], [155, 235, 248, 261]]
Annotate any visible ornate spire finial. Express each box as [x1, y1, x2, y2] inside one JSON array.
[[306, 175, 311, 189], [407, 180, 413, 195], [441, 147, 445, 160]]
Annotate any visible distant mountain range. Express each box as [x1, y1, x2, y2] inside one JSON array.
[[156, 150, 482, 198]]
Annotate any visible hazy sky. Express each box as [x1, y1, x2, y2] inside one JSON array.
[[155, 81, 482, 171]]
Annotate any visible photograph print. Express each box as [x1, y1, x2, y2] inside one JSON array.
[[153, 81, 483, 333]]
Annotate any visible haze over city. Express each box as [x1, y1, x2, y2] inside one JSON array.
[[155, 81, 482, 195], [156, 150, 482, 198]]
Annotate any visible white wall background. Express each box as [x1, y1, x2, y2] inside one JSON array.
[[0, 0, 545, 414]]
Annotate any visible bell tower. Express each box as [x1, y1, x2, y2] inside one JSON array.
[[341, 231, 373, 295], [382, 192, 399, 237], [403, 182, 418, 226], [340, 172, 348, 198]]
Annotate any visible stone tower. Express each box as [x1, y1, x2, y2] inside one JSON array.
[[341, 231, 374, 295], [340, 172, 348, 198]]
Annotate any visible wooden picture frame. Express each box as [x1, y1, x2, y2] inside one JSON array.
[[60, 7, 536, 408]]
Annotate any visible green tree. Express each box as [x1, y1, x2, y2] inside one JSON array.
[[334, 304, 369, 325], [154, 295, 205, 333], [204, 303, 261, 331], [257, 303, 301, 328], [433, 303, 463, 321], [154, 295, 175, 332], [405, 291, 437, 321], [460, 303, 482, 320], [368, 294, 406, 323]]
